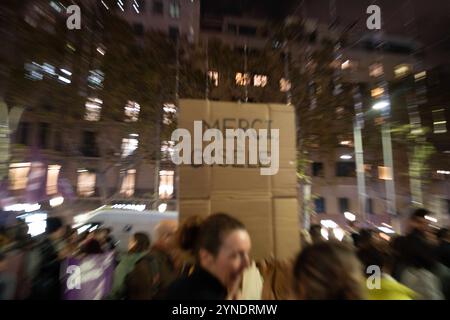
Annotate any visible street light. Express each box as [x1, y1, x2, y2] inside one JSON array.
[[340, 154, 352, 160]]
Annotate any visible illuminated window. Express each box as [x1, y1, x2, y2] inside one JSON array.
[[279, 78, 291, 92], [433, 109, 447, 134], [169, 1, 180, 18], [9, 163, 31, 191], [163, 103, 177, 125], [161, 140, 175, 161], [235, 72, 251, 86], [253, 74, 268, 87], [409, 111, 422, 132], [85, 97, 103, 121], [159, 170, 174, 199], [87, 70, 104, 89], [341, 60, 358, 71], [77, 170, 96, 197], [120, 169, 136, 197], [47, 165, 61, 195], [208, 71, 219, 87], [369, 62, 384, 78], [414, 71, 427, 82], [122, 134, 139, 158], [371, 87, 384, 98], [394, 64, 412, 78], [378, 166, 392, 180], [125, 101, 140, 122]]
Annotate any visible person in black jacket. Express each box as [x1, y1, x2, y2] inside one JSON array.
[[29, 217, 65, 300], [166, 213, 252, 300]]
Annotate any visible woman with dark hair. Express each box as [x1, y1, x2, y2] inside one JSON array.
[[292, 241, 366, 300], [109, 232, 150, 299], [166, 213, 252, 300]]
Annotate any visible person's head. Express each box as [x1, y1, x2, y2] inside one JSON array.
[[293, 241, 366, 300], [81, 239, 103, 254], [178, 213, 252, 289], [358, 242, 394, 275], [309, 224, 322, 244], [408, 208, 429, 234], [154, 220, 178, 251], [94, 228, 109, 243], [355, 229, 373, 249], [128, 232, 150, 253], [45, 217, 65, 239]]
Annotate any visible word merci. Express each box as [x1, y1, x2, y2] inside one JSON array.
[[171, 121, 280, 176]]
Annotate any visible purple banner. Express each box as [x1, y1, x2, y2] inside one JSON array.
[[62, 252, 115, 300]]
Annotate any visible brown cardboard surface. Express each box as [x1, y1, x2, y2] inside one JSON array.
[[178, 99, 300, 259]]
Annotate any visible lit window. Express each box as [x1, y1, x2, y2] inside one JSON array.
[[85, 97, 103, 121], [371, 87, 384, 98], [120, 169, 136, 197], [9, 163, 31, 191], [125, 101, 140, 122], [279, 78, 291, 92], [161, 140, 175, 161], [394, 64, 412, 78], [409, 111, 422, 132], [208, 71, 219, 87], [253, 74, 268, 87], [235, 72, 251, 86], [433, 109, 447, 134], [414, 71, 427, 82], [378, 166, 392, 180], [46, 165, 61, 195], [163, 103, 177, 125], [169, 1, 180, 18], [369, 62, 384, 78], [87, 70, 104, 89], [122, 134, 139, 158], [77, 170, 96, 197], [159, 170, 174, 199]]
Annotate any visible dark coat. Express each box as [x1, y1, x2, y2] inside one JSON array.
[[165, 266, 227, 300]]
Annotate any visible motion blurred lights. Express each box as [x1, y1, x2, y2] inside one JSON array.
[[371, 87, 384, 98], [372, 100, 390, 110], [437, 170, 450, 175], [4, 203, 41, 212], [378, 226, 395, 234], [344, 211, 356, 222], [58, 76, 71, 84], [111, 204, 146, 211], [425, 215, 438, 223], [379, 232, 391, 241], [97, 47, 106, 56], [414, 71, 427, 81], [321, 219, 338, 229], [340, 154, 352, 160], [117, 0, 125, 11], [133, 0, 140, 13], [158, 203, 168, 213], [333, 228, 345, 241], [321, 227, 329, 240], [60, 69, 72, 76], [24, 213, 47, 237], [50, 196, 64, 207], [101, 0, 110, 10], [339, 140, 352, 146]]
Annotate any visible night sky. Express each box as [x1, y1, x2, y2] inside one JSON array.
[[201, 0, 450, 66]]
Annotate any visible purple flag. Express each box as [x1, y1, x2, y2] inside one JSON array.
[[62, 252, 115, 300]]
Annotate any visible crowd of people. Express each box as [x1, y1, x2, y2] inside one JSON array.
[[1, 208, 450, 300]]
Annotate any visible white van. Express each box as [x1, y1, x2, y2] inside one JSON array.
[[73, 206, 178, 252]]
